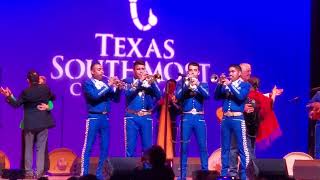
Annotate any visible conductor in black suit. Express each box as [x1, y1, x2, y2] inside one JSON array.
[[0, 70, 55, 178]]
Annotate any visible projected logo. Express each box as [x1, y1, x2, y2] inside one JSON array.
[[50, 1, 210, 96], [129, 0, 158, 31]]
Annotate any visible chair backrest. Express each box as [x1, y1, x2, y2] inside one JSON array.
[[208, 148, 221, 172], [48, 148, 77, 175], [0, 150, 10, 169], [283, 152, 313, 177]]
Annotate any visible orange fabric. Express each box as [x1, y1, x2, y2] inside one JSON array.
[[248, 90, 282, 147], [157, 96, 174, 160], [216, 107, 223, 123]]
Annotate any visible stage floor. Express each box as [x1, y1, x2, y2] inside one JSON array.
[[0, 177, 192, 180]]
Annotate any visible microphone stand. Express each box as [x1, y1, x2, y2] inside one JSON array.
[[0, 67, 2, 128], [178, 73, 186, 179], [60, 92, 64, 147]]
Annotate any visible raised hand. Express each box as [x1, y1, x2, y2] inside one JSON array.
[[272, 85, 284, 96], [0, 87, 12, 97], [0, 87, 4, 95]]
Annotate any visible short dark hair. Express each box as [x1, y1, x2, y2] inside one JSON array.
[[27, 70, 39, 84], [147, 145, 166, 168], [90, 61, 102, 70], [79, 174, 98, 180], [188, 62, 200, 69], [229, 64, 242, 72], [133, 60, 146, 67]]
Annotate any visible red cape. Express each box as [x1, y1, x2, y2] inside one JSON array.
[[248, 90, 282, 148]]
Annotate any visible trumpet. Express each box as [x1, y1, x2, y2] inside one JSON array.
[[102, 75, 127, 89], [185, 76, 199, 91], [140, 73, 161, 88], [210, 73, 229, 83], [143, 73, 161, 83]]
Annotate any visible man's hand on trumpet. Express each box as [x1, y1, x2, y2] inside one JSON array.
[[217, 73, 227, 85], [107, 76, 118, 87], [107, 76, 127, 89], [186, 75, 199, 91], [218, 74, 231, 86], [190, 77, 200, 87], [141, 73, 161, 88], [146, 75, 154, 85]]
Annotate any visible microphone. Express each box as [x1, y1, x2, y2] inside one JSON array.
[[288, 96, 300, 102], [178, 72, 186, 77]]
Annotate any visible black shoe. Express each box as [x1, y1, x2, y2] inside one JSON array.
[[24, 171, 34, 179], [36, 171, 46, 179]]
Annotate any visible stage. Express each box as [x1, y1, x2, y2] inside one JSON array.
[[0, 177, 192, 180]]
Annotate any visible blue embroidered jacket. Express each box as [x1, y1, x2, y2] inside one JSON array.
[[82, 78, 120, 118], [123, 77, 161, 115], [176, 82, 210, 112], [214, 79, 250, 112]]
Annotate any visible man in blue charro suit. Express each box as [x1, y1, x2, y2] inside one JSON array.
[[81, 61, 120, 180], [176, 62, 210, 180], [214, 64, 251, 180], [123, 60, 161, 157]]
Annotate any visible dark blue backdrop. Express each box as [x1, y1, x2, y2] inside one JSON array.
[[0, 0, 310, 168]]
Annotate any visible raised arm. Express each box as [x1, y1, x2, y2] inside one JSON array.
[[196, 83, 210, 99], [227, 82, 250, 101], [83, 80, 112, 101]]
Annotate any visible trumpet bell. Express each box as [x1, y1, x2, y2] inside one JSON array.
[[210, 74, 219, 83], [146, 73, 162, 82], [152, 73, 161, 80]]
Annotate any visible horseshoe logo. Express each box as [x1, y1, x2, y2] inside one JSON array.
[[129, 0, 158, 31]]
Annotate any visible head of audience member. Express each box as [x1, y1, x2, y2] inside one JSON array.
[[228, 64, 242, 82], [147, 145, 167, 169], [248, 77, 260, 91], [27, 70, 40, 85], [187, 62, 200, 79], [133, 60, 146, 80], [37, 177, 49, 180], [79, 174, 98, 180], [240, 63, 252, 81], [166, 79, 177, 94], [90, 61, 104, 81], [66, 176, 79, 180]]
